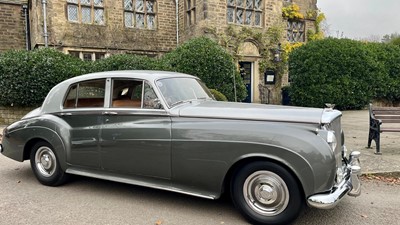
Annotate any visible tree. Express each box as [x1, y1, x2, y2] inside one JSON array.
[[389, 37, 400, 46], [382, 32, 400, 43], [162, 37, 247, 101]]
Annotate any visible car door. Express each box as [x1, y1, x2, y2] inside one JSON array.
[[100, 79, 172, 179], [60, 79, 106, 169]]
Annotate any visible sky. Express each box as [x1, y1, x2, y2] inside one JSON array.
[[317, 0, 400, 40]]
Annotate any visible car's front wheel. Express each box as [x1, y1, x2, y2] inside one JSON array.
[[231, 161, 303, 225], [30, 141, 68, 186]]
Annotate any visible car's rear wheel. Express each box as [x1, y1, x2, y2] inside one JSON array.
[[231, 161, 303, 225], [30, 141, 68, 186]]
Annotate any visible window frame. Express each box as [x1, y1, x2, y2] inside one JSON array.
[[286, 20, 305, 43], [68, 50, 108, 61], [66, 0, 105, 25], [227, 0, 263, 27], [63, 79, 107, 109], [123, 0, 157, 30], [110, 78, 163, 110], [185, 0, 196, 27]]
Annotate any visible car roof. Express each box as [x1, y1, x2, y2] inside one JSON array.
[[62, 70, 196, 85], [40, 70, 197, 114]]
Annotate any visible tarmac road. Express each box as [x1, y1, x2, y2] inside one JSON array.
[[0, 156, 399, 225], [1, 109, 400, 224]]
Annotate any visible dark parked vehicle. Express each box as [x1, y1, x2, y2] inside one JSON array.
[[0, 71, 361, 225]]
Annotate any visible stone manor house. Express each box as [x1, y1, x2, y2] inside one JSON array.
[[0, 0, 318, 104]]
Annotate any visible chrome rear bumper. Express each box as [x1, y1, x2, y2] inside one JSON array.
[[307, 151, 361, 209]]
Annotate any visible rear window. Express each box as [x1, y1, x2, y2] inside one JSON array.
[[63, 79, 106, 108]]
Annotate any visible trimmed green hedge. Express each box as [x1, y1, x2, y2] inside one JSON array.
[[288, 38, 400, 109], [162, 37, 247, 102], [0, 37, 246, 107], [0, 48, 87, 107], [210, 89, 228, 101], [91, 54, 170, 72]]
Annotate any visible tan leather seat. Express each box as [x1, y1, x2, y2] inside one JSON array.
[[112, 99, 141, 108]]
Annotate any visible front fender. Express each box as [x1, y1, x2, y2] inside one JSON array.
[[171, 118, 337, 198]]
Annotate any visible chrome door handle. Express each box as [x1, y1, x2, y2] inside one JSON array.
[[102, 111, 118, 115]]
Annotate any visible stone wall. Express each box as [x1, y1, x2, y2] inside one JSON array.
[[0, 0, 28, 52], [30, 0, 178, 55], [0, 107, 35, 125]]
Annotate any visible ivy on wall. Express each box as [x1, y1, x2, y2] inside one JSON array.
[[307, 11, 326, 41], [205, 23, 286, 89], [282, 4, 304, 20], [281, 4, 326, 62]]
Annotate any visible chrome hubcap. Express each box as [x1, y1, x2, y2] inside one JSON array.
[[35, 146, 56, 177], [243, 171, 289, 216]]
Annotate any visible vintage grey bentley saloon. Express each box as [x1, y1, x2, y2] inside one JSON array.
[[0, 70, 361, 225]]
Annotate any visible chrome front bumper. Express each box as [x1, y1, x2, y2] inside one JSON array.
[[307, 151, 361, 209]]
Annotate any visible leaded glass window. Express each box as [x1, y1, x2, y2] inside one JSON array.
[[287, 20, 305, 42], [136, 0, 144, 12], [227, 7, 234, 23], [94, 0, 103, 6], [67, 5, 78, 22], [186, 0, 196, 27], [147, 1, 154, 13], [147, 15, 155, 29], [125, 12, 134, 27], [94, 8, 104, 24], [124, 0, 133, 10], [227, 0, 262, 26], [82, 7, 91, 23], [124, 0, 157, 29], [246, 0, 252, 9], [136, 14, 144, 28], [66, 0, 105, 24], [81, 0, 90, 5]]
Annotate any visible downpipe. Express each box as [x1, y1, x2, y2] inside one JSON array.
[[42, 0, 48, 47]]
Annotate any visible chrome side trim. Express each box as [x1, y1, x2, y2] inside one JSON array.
[[66, 167, 216, 200], [307, 151, 361, 209]]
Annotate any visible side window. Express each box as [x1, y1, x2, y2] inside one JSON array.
[[112, 79, 143, 108], [111, 79, 163, 109], [63, 79, 106, 108], [143, 81, 162, 109]]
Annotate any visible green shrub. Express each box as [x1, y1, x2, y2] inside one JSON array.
[[162, 37, 247, 101], [91, 54, 170, 72], [288, 38, 385, 110], [0, 48, 87, 107], [209, 89, 228, 101], [0, 39, 249, 107], [367, 43, 400, 103], [390, 37, 400, 46]]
